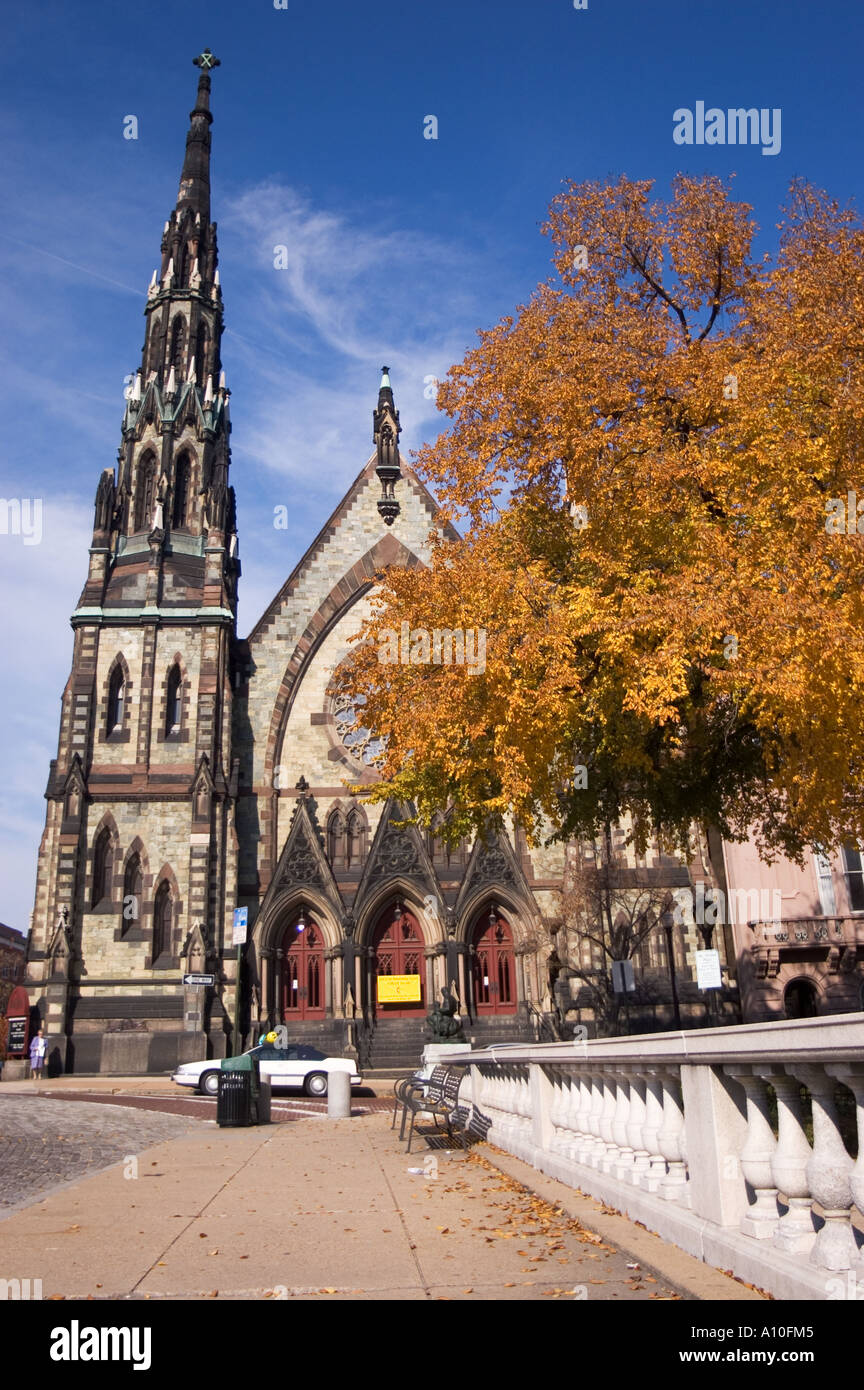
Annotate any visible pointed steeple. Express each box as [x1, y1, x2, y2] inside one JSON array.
[[373, 366, 402, 526], [75, 49, 237, 626], [177, 48, 220, 221]]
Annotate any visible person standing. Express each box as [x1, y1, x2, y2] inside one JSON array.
[[29, 1027, 46, 1082]]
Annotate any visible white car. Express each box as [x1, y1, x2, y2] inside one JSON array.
[[171, 1043, 363, 1098]]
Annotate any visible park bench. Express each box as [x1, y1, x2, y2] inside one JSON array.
[[391, 1064, 448, 1139], [400, 1066, 492, 1154]]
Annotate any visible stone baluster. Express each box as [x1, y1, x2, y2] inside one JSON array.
[[760, 1066, 815, 1254], [570, 1071, 596, 1163], [824, 1062, 864, 1266], [639, 1069, 668, 1193], [597, 1071, 621, 1174], [587, 1073, 609, 1169], [559, 1070, 583, 1159], [611, 1075, 636, 1181], [724, 1065, 780, 1239], [548, 1069, 567, 1154], [657, 1068, 688, 1202], [625, 1071, 651, 1184], [792, 1064, 858, 1271]]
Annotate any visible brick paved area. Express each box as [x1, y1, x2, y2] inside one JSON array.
[[0, 1096, 202, 1214]]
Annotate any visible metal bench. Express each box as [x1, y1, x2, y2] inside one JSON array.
[[391, 1065, 447, 1138]]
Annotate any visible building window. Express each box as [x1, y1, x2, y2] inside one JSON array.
[[165, 665, 182, 736], [107, 665, 125, 733], [814, 850, 837, 916], [152, 882, 173, 963], [92, 828, 113, 909], [172, 454, 190, 528], [327, 811, 345, 866], [346, 809, 365, 868], [170, 315, 186, 374], [122, 854, 142, 935], [134, 452, 157, 531], [842, 845, 864, 912], [195, 322, 209, 381]]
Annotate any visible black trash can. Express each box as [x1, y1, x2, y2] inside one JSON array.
[[217, 1052, 258, 1127]]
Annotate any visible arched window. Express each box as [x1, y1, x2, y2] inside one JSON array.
[[327, 811, 345, 866], [92, 828, 113, 908], [122, 853, 142, 934], [152, 881, 173, 962], [107, 664, 125, 733], [195, 322, 209, 381], [346, 809, 365, 868], [165, 664, 182, 736], [133, 452, 157, 531], [172, 453, 190, 528], [170, 316, 186, 374]]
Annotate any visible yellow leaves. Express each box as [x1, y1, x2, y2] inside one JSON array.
[[332, 174, 864, 857]]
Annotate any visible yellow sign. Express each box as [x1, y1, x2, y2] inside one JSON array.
[[377, 974, 421, 1003]]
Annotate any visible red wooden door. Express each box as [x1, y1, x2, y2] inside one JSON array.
[[472, 910, 517, 1015], [372, 906, 425, 1018], [281, 920, 325, 1020]]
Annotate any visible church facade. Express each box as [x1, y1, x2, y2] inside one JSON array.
[[22, 53, 580, 1073], [26, 54, 861, 1076]]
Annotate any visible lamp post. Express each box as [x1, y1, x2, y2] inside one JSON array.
[[660, 909, 682, 1029]]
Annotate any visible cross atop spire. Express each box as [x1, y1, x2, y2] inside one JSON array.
[[193, 48, 220, 72]]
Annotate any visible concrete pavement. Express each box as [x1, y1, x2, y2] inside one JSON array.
[[0, 1095, 764, 1301]]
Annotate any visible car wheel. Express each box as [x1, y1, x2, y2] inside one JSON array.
[[199, 1070, 220, 1097], [304, 1071, 328, 1097]]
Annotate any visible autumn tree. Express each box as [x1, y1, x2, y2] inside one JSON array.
[[335, 175, 864, 863]]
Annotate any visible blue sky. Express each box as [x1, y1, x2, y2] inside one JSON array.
[[1, 0, 862, 933]]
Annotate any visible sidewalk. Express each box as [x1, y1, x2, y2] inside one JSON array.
[[0, 1104, 763, 1301]]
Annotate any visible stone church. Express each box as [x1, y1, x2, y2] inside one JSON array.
[[37, 52, 863, 1074], [23, 52, 586, 1074]]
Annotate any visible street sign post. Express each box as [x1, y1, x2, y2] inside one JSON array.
[[231, 907, 249, 1057]]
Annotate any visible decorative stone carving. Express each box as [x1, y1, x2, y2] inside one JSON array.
[[277, 829, 321, 886], [370, 829, 418, 877]]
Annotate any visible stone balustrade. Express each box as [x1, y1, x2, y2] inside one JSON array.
[[448, 1013, 864, 1300]]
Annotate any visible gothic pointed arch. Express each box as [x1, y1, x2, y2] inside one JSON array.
[[133, 449, 158, 531], [172, 450, 192, 528], [118, 835, 150, 940], [169, 314, 187, 374], [90, 812, 120, 911], [345, 803, 368, 869], [454, 828, 539, 945], [61, 754, 88, 826], [327, 804, 346, 867], [104, 652, 132, 740], [157, 653, 189, 743], [254, 797, 344, 954], [352, 800, 440, 928], [150, 864, 181, 969]]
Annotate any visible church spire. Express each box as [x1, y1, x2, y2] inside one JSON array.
[[374, 366, 402, 526], [177, 48, 220, 222], [78, 49, 237, 622]]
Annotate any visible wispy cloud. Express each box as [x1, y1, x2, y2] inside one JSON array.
[[0, 496, 91, 933]]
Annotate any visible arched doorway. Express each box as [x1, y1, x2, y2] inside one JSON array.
[[471, 906, 517, 1016], [279, 911, 325, 1021], [371, 902, 425, 1018], [784, 977, 819, 1020]]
